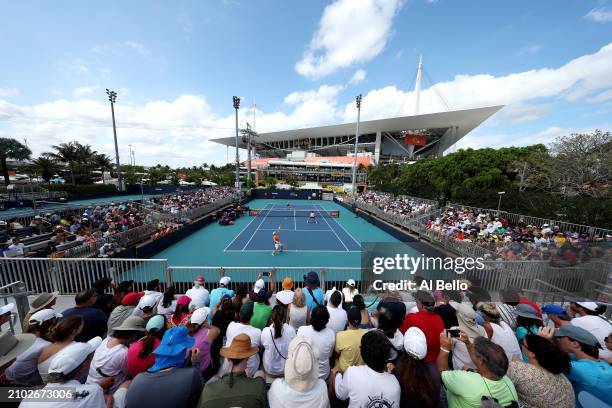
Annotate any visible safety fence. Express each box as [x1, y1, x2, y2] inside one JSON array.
[[343, 195, 439, 230]]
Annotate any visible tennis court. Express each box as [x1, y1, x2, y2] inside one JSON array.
[[225, 203, 361, 252]]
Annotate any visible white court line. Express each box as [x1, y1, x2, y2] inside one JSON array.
[[223, 203, 271, 252], [241, 205, 274, 251], [316, 204, 361, 249], [258, 228, 331, 232], [317, 206, 350, 251], [225, 249, 361, 253]]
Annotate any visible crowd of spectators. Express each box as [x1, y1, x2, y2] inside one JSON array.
[[1, 274, 610, 408], [356, 191, 435, 218], [424, 207, 612, 264], [146, 187, 237, 216]]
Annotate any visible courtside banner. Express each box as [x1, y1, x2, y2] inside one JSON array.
[[360, 242, 482, 293]]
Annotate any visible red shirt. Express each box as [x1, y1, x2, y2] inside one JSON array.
[[519, 297, 542, 318], [400, 310, 445, 363], [127, 337, 161, 377]]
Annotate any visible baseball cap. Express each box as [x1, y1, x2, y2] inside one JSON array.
[[177, 295, 191, 307], [219, 276, 231, 286], [403, 327, 427, 360], [513, 304, 542, 321], [122, 292, 144, 306], [542, 304, 566, 316], [139, 294, 159, 310], [48, 336, 102, 375], [347, 279, 356, 287], [146, 315, 165, 332], [29, 309, 62, 325], [190, 307, 211, 325], [194, 275, 205, 284], [555, 324, 600, 347], [253, 279, 265, 294], [576, 301, 599, 312]]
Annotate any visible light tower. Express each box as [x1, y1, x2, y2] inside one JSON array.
[[106, 89, 123, 191], [233, 96, 241, 191], [351, 94, 363, 195]]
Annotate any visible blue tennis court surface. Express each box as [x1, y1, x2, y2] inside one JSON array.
[[225, 203, 361, 252]]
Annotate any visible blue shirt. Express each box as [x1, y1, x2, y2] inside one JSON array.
[[303, 287, 323, 312], [567, 359, 612, 408], [208, 287, 235, 322]]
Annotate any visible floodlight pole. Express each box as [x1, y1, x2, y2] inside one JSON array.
[[351, 94, 362, 195], [233, 96, 241, 195], [106, 89, 123, 192]]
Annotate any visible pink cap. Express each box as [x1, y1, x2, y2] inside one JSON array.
[[177, 295, 191, 306], [195, 275, 205, 283]]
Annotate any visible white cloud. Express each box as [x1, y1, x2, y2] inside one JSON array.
[[585, 7, 612, 22], [496, 103, 551, 124], [587, 88, 612, 103], [0, 87, 20, 98], [295, 0, 403, 79], [349, 69, 367, 84], [121, 41, 150, 57], [284, 85, 343, 106], [516, 44, 542, 56], [394, 50, 403, 60], [92, 41, 150, 57], [72, 85, 100, 99]]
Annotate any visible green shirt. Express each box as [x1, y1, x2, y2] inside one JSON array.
[[442, 370, 518, 408], [250, 302, 272, 330], [198, 372, 267, 408]]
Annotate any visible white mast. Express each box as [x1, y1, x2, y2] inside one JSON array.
[[414, 54, 423, 115]]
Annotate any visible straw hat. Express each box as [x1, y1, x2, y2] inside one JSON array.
[[284, 336, 319, 392], [220, 333, 258, 360], [30, 292, 59, 313], [0, 332, 36, 366], [112, 316, 146, 332]]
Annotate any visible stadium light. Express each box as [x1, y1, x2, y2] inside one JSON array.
[[233, 96, 241, 193], [351, 94, 363, 195], [106, 89, 123, 191], [497, 191, 506, 214]]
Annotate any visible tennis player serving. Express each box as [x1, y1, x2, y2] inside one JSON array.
[[272, 227, 283, 256]]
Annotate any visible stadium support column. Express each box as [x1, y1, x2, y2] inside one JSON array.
[[374, 131, 381, 164], [233, 96, 241, 195], [351, 94, 363, 195]]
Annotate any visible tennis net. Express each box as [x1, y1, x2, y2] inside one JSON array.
[[249, 209, 339, 218]]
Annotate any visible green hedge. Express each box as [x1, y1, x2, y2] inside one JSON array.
[[43, 183, 118, 196]]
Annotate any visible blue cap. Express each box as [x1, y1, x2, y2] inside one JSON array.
[[542, 304, 566, 316], [513, 304, 542, 320], [153, 326, 195, 356]]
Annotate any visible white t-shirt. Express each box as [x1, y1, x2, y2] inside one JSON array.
[[261, 323, 296, 376], [19, 380, 106, 408], [571, 315, 612, 359], [490, 321, 522, 361], [268, 377, 329, 408], [185, 286, 210, 308], [334, 365, 401, 408], [5, 337, 50, 385], [342, 287, 359, 303], [86, 337, 129, 394], [297, 325, 335, 380], [326, 306, 348, 334], [224, 322, 262, 377]]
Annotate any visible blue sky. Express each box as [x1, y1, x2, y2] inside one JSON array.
[[0, 0, 611, 166]]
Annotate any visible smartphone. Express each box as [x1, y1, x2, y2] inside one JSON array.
[[446, 329, 461, 338], [262, 272, 270, 277]]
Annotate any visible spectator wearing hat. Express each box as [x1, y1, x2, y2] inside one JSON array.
[[198, 333, 267, 408], [37, 316, 84, 383], [92, 277, 114, 316], [224, 302, 262, 377], [187, 307, 220, 381], [288, 288, 309, 331], [334, 305, 366, 372], [261, 305, 296, 380], [209, 276, 235, 318], [437, 332, 518, 408], [135, 294, 158, 324], [478, 302, 522, 362], [4, 309, 61, 386], [134, 279, 164, 317], [332, 330, 401, 408], [551, 324, 612, 407], [275, 277, 295, 306], [569, 301, 612, 360], [61, 289, 108, 342], [185, 276, 210, 310], [400, 291, 444, 364], [250, 273, 274, 330], [0, 331, 36, 381], [87, 316, 145, 394], [448, 300, 487, 370], [21, 338, 106, 408], [507, 333, 575, 408], [297, 305, 335, 380], [126, 326, 203, 408], [22, 291, 59, 332], [393, 327, 440, 408], [156, 286, 177, 317], [326, 291, 347, 334], [542, 304, 571, 328], [167, 295, 191, 328], [514, 304, 543, 354], [108, 291, 143, 334], [268, 336, 329, 408], [127, 314, 166, 377], [303, 272, 324, 313], [342, 279, 359, 303]]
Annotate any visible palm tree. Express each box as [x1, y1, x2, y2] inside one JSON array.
[[92, 153, 113, 184], [44, 142, 79, 184], [29, 157, 58, 182], [0, 138, 32, 185]]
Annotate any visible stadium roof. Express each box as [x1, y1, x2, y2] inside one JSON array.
[[211, 105, 503, 149]]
